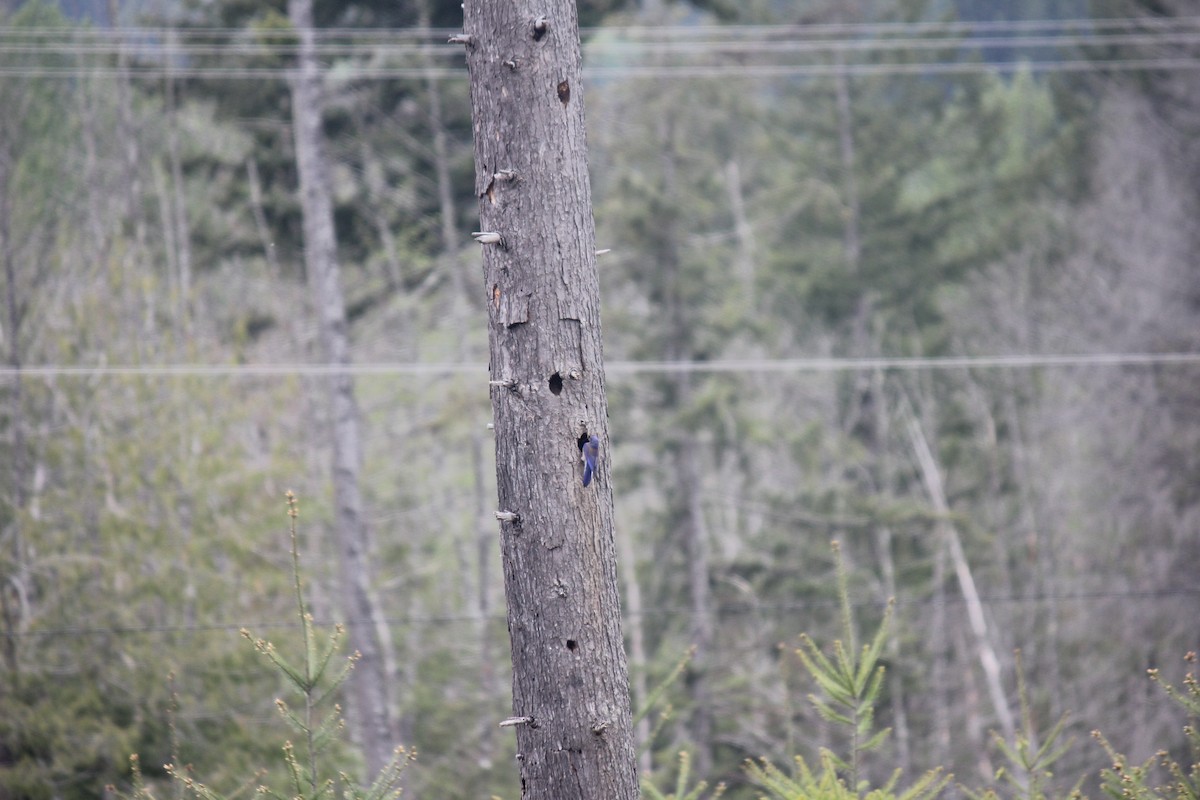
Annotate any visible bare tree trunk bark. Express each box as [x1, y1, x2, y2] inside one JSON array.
[[679, 433, 714, 779], [724, 159, 755, 304], [834, 53, 861, 276], [108, 0, 146, 256], [462, 1, 639, 796], [355, 126, 404, 290], [417, 0, 460, 266], [615, 514, 652, 778], [1001, 372, 1064, 710], [868, 373, 910, 774], [929, 507, 951, 769], [414, 0, 473, 316], [151, 161, 178, 306], [245, 157, 280, 277], [957, 622, 997, 781], [654, 105, 715, 779], [833, 53, 911, 775], [287, 0, 397, 778], [76, 70, 110, 273], [471, 427, 499, 764], [164, 27, 192, 333], [0, 144, 28, 682]]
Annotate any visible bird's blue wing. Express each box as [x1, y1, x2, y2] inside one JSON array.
[[581, 436, 599, 486]]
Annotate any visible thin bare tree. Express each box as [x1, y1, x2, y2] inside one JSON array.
[[287, 0, 397, 777]]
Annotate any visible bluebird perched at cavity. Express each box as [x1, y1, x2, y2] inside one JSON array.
[[581, 435, 600, 487]]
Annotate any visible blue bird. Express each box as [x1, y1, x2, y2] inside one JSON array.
[[581, 435, 600, 487]]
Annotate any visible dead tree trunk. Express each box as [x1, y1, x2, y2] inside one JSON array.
[[287, 0, 397, 778], [654, 106, 715, 779], [904, 406, 1016, 746], [460, 2, 639, 797], [0, 143, 28, 682], [164, 28, 192, 333]]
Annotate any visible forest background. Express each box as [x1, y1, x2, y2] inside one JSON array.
[[1, 0, 1198, 797]]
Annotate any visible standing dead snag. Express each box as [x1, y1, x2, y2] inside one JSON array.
[[288, 0, 397, 778], [460, 1, 639, 798]]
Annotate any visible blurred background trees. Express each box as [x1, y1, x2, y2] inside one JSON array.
[[0, 0, 1197, 798]]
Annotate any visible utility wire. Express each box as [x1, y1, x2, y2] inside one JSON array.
[[1, 352, 1198, 379], [1, 16, 1197, 79], [13, 586, 1198, 639], [2, 15, 1199, 39], [585, 30, 1200, 53], [606, 352, 1200, 373], [0, 56, 1195, 80], [4, 30, 1199, 57], [598, 16, 1200, 38]]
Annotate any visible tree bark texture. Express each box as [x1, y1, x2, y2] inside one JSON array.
[[288, 0, 397, 778], [0, 143, 28, 680], [164, 28, 192, 331], [461, 2, 639, 798]]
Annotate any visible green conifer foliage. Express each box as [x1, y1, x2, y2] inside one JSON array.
[[121, 492, 413, 800], [1094, 654, 1200, 800], [747, 542, 949, 800]]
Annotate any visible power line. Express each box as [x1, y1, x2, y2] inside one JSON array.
[[584, 30, 1200, 53], [590, 16, 1200, 38], [0, 56, 1196, 80], [607, 352, 1200, 373], [13, 586, 1198, 639], [4, 29, 1198, 57], [1, 15, 1197, 80], [2, 352, 1198, 379], [2, 15, 1199, 39]]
